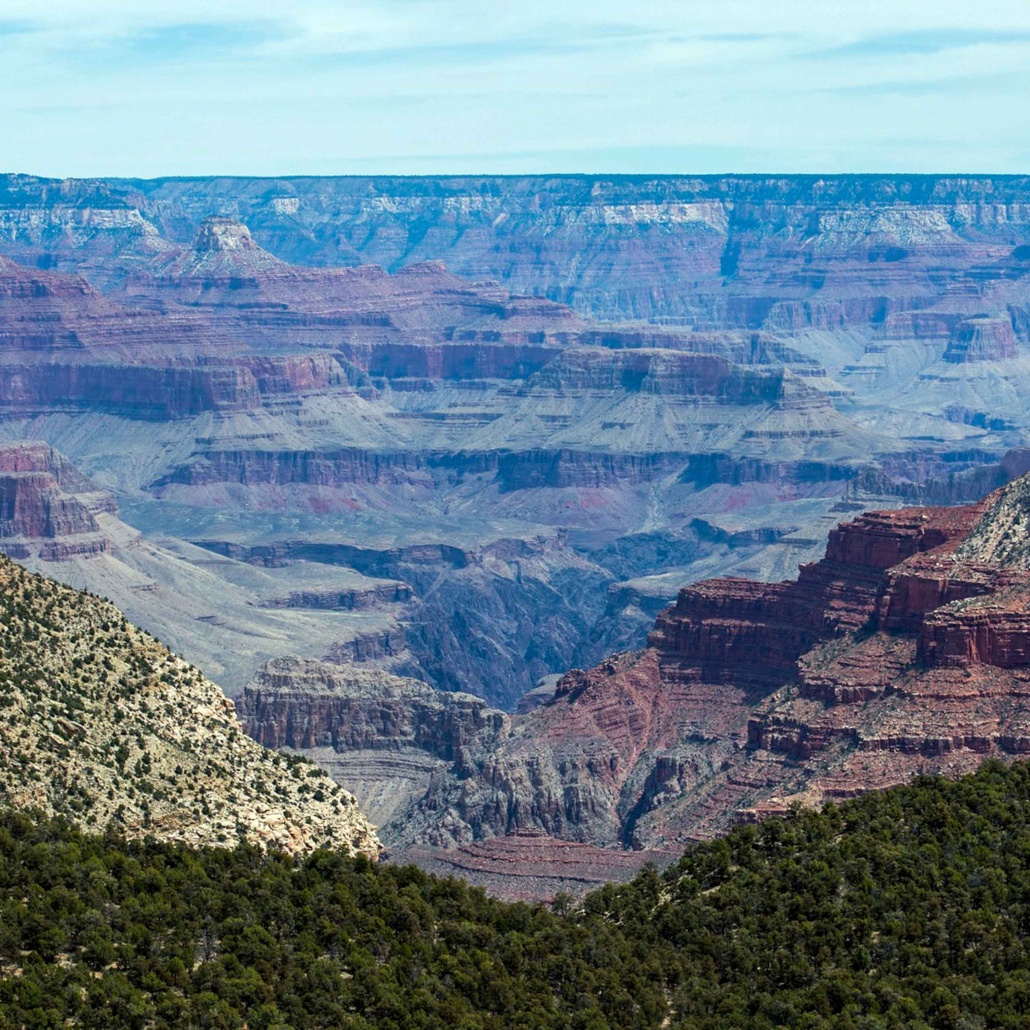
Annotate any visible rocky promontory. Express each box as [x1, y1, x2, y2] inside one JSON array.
[[0, 442, 117, 560]]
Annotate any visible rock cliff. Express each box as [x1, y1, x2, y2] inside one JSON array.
[[0, 442, 116, 560], [235, 472, 1030, 895], [7, 174, 1030, 327]]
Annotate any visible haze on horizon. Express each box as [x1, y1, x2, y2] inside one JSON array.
[[2, 0, 1030, 179]]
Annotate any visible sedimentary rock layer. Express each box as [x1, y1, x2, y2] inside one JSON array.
[[0, 442, 116, 560], [236, 473, 1030, 897], [7, 173, 1030, 327]]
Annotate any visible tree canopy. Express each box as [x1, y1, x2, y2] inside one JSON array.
[[7, 759, 1030, 1027]]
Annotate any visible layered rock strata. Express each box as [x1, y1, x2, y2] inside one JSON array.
[[0, 443, 117, 560], [7, 173, 1030, 329], [238, 473, 1030, 896], [4, 176, 1030, 728]]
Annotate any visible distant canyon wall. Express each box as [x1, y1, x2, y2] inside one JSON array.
[[5, 173, 1030, 324]]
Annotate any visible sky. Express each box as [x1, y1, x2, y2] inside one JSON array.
[[1, 0, 1030, 177]]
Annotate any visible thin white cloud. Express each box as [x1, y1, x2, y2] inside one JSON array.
[[2, 0, 1030, 175]]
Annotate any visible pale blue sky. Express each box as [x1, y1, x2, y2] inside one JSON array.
[[2, 1, 1030, 177]]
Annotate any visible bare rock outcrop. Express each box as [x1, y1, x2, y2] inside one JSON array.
[[236, 656, 508, 838], [236, 471, 1030, 894], [735, 475, 1030, 823], [239, 656, 505, 759], [943, 317, 1019, 363], [158, 216, 288, 278], [0, 442, 117, 560]]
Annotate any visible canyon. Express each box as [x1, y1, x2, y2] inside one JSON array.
[[238, 473, 1030, 896], [2, 175, 1030, 707], [2, 173, 1030, 892]]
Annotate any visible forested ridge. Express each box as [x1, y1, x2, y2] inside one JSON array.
[[6, 760, 1030, 1027]]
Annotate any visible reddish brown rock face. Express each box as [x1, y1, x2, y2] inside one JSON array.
[[398, 832, 662, 903], [644, 506, 970, 690], [0, 231, 589, 420], [649, 579, 825, 687], [239, 473, 1030, 897], [823, 506, 980, 567], [0, 443, 117, 560], [722, 482, 1030, 830], [920, 603, 1030, 668]]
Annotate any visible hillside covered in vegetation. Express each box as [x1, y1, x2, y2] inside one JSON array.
[[0, 554, 378, 857], [4, 760, 1030, 1027]]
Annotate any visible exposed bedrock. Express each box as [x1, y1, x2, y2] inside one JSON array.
[[646, 505, 978, 686], [238, 649, 732, 853], [400, 562, 613, 706], [942, 316, 1019, 363], [854, 454, 1013, 506], [10, 174, 1030, 328], [649, 578, 830, 688], [920, 602, 1030, 668], [681, 450, 1018, 508], [523, 347, 791, 398], [398, 833, 658, 901], [0, 442, 118, 560], [611, 487, 1030, 835], [0, 255, 117, 349], [159, 448, 438, 489], [0, 244, 601, 417], [158, 446, 693, 494], [876, 555, 995, 633], [0, 472, 97, 539], [163, 215, 285, 276], [494, 450, 687, 491], [0, 441, 110, 495], [696, 294, 919, 334], [338, 341, 564, 380], [1011, 304, 1030, 342], [0, 351, 357, 418], [235, 474, 1030, 884], [233, 509, 910, 842], [881, 310, 959, 341], [681, 454, 857, 488], [0, 363, 263, 418], [824, 504, 983, 568], [195, 538, 472, 575], [258, 582, 413, 610], [0, 335, 813, 422], [238, 657, 506, 759], [737, 487, 1030, 819], [323, 630, 411, 667], [572, 579, 684, 672], [198, 531, 612, 710], [236, 657, 511, 842]]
